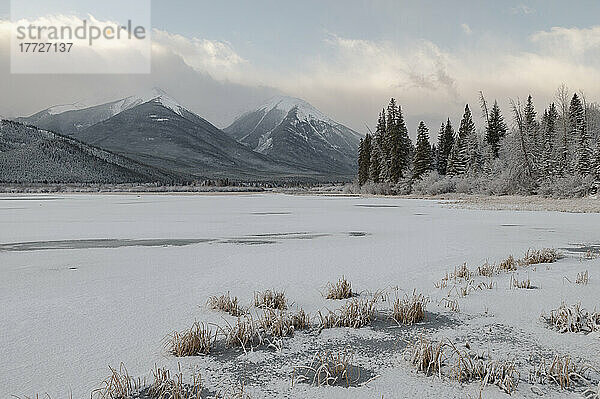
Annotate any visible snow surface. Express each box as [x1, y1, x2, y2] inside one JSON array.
[[1, 194, 599, 398], [46, 102, 91, 115], [111, 87, 186, 117], [258, 96, 334, 123]]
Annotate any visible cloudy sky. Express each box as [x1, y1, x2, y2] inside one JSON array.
[[1, 0, 600, 135]]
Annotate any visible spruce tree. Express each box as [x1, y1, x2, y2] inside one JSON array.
[[570, 94, 592, 175], [358, 138, 364, 182], [430, 143, 438, 171], [524, 95, 540, 162], [386, 99, 411, 183], [594, 142, 600, 190], [358, 133, 372, 185], [541, 104, 559, 177], [369, 110, 386, 183], [448, 105, 475, 176], [437, 119, 454, 175], [413, 121, 432, 179], [485, 101, 507, 158]]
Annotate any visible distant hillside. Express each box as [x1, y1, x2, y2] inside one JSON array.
[[0, 120, 186, 184]]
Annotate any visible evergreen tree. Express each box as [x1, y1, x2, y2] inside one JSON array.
[[448, 105, 476, 176], [524, 95, 540, 162], [485, 101, 507, 157], [358, 133, 372, 185], [437, 119, 454, 175], [541, 104, 559, 177], [594, 142, 600, 190], [430, 143, 438, 171], [413, 122, 432, 179], [369, 110, 386, 183], [570, 94, 592, 175], [385, 99, 411, 183]]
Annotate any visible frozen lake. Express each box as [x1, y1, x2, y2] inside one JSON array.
[[1, 193, 599, 398]]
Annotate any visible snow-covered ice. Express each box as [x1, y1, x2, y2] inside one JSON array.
[[0, 193, 599, 398]]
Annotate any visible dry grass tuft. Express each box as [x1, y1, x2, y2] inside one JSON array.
[[319, 298, 376, 329], [439, 298, 460, 312], [293, 349, 357, 387], [207, 293, 246, 316], [406, 336, 445, 377], [166, 322, 216, 357], [452, 263, 473, 280], [499, 255, 517, 272], [258, 309, 294, 338], [477, 261, 498, 277], [445, 342, 519, 394], [510, 274, 533, 289], [223, 316, 262, 350], [392, 291, 428, 325], [577, 270, 590, 285], [325, 276, 353, 299], [290, 308, 311, 331], [147, 364, 202, 399], [543, 302, 600, 334], [518, 248, 561, 266], [254, 289, 287, 310], [405, 337, 520, 394], [530, 354, 591, 389], [92, 363, 140, 399]]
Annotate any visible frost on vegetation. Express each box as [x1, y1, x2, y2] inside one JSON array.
[[318, 298, 376, 329], [92, 363, 204, 399], [542, 302, 600, 334], [405, 336, 519, 394], [324, 276, 353, 299], [530, 354, 594, 390], [293, 349, 359, 387]]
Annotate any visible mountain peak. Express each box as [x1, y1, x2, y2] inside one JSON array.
[[257, 96, 332, 123], [111, 88, 186, 117]]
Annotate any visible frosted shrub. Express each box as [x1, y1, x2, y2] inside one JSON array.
[[538, 175, 595, 198], [411, 171, 455, 196]]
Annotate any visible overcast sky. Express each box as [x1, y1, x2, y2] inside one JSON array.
[[1, 0, 600, 135]]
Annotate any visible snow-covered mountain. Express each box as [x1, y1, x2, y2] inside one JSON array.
[[70, 96, 320, 181], [224, 96, 362, 175], [16, 88, 173, 135], [0, 120, 184, 184]]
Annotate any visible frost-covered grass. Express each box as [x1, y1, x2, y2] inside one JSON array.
[[318, 298, 376, 329], [324, 276, 353, 299], [542, 303, 600, 334], [293, 350, 357, 387], [254, 290, 287, 310], [391, 291, 428, 325], [207, 293, 247, 316], [166, 322, 216, 357]]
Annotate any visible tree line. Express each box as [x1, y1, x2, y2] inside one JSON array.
[[357, 85, 600, 195]]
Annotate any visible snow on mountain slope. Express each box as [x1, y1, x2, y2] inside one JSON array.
[[224, 96, 362, 175], [71, 98, 321, 181], [15, 88, 188, 135]]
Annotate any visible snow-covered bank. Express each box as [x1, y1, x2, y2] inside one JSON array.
[[1, 193, 599, 398], [436, 194, 600, 213]]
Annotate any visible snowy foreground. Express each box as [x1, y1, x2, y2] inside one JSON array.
[[1, 193, 599, 398]]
